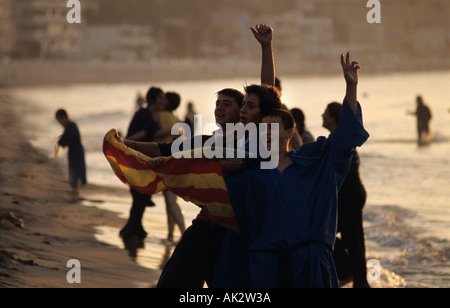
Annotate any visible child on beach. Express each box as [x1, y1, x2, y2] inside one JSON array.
[[55, 109, 87, 202]]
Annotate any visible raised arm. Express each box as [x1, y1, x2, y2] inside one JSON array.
[[251, 24, 275, 87], [341, 52, 360, 114]]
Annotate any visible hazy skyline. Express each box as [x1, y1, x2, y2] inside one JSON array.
[[1, 0, 449, 86]]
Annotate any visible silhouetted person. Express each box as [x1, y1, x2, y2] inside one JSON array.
[[120, 87, 169, 241], [324, 102, 370, 288], [154, 91, 186, 243], [184, 102, 196, 137], [291, 108, 314, 143], [135, 94, 145, 111], [275, 76, 288, 111], [55, 109, 87, 202], [409, 95, 432, 145]]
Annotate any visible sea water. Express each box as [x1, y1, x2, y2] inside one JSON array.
[[9, 70, 450, 288]]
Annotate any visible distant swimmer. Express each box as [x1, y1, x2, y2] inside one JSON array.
[[407, 95, 432, 145]]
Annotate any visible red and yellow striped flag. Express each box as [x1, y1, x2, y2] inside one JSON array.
[[102, 129, 238, 232]]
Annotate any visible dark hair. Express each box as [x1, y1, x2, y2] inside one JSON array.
[[55, 109, 68, 119], [290, 108, 305, 133], [327, 102, 342, 124], [244, 84, 281, 115], [165, 92, 181, 111], [416, 95, 424, 105], [262, 109, 295, 130], [146, 87, 164, 105], [217, 88, 244, 109], [275, 77, 282, 94]]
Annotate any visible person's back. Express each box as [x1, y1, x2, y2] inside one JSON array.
[[184, 102, 196, 137], [120, 87, 166, 241], [417, 102, 431, 125], [414, 96, 432, 144], [59, 122, 83, 151], [155, 92, 182, 143], [127, 107, 153, 141], [291, 108, 314, 143], [155, 111, 179, 143]]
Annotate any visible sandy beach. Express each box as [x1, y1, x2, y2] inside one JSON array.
[[0, 91, 160, 288]]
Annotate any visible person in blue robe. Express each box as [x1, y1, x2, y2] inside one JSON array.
[[221, 52, 369, 288]]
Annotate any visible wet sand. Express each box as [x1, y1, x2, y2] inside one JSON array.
[[0, 91, 160, 288]]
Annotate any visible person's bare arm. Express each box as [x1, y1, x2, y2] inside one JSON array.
[[126, 128, 171, 142], [251, 24, 275, 87], [124, 140, 162, 157], [125, 129, 147, 142], [341, 52, 360, 114]]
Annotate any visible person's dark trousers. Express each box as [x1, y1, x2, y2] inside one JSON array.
[[336, 189, 370, 288], [120, 189, 154, 240], [157, 219, 225, 288]]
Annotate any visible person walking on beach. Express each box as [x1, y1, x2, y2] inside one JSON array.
[[55, 109, 87, 202], [120, 87, 171, 241], [324, 102, 370, 288], [408, 95, 432, 145], [154, 91, 186, 243]]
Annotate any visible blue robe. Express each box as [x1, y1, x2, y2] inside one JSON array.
[[220, 99, 369, 288]]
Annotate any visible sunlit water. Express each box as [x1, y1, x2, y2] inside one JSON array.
[[8, 70, 450, 288]]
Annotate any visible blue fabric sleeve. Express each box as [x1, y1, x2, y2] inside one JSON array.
[[332, 98, 370, 151], [330, 98, 369, 189]]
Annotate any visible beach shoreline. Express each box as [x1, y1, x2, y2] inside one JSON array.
[[2, 59, 450, 88], [0, 90, 160, 288]]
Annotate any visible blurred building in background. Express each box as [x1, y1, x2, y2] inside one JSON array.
[[0, 0, 14, 61], [81, 24, 156, 62], [0, 0, 448, 77], [9, 0, 84, 60]]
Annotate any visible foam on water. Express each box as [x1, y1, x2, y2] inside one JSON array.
[[364, 205, 450, 287]]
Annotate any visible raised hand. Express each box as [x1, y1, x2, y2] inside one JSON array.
[[251, 24, 273, 46], [341, 52, 360, 85]]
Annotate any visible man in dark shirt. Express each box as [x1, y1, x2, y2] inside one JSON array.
[[411, 95, 432, 145], [119, 87, 168, 241], [323, 102, 370, 288], [56, 109, 87, 202]]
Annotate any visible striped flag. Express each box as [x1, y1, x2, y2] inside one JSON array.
[[102, 129, 238, 232]]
